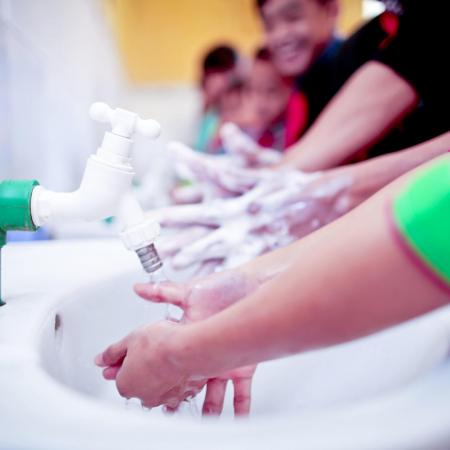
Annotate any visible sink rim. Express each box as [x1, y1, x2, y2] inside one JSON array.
[[1, 240, 450, 449]]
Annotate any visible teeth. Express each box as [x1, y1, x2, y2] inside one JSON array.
[[277, 42, 298, 58]]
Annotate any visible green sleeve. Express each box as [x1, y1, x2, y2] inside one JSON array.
[[392, 156, 450, 288]]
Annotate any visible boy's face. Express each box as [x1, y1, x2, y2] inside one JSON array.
[[260, 0, 338, 77]]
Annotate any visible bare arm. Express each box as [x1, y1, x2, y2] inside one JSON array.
[[175, 155, 449, 376], [242, 132, 450, 281], [96, 156, 449, 407], [198, 131, 450, 286], [279, 61, 419, 171], [326, 130, 450, 209]]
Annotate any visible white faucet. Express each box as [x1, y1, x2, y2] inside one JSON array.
[[31, 102, 164, 273], [31, 102, 160, 223]]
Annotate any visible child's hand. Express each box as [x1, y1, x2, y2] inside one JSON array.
[[220, 122, 282, 167], [134, 269, 260, 323], [169, 141, 274, 195], [95, 321, 207, 410], [148, 173, 322, 271], [152, 170, 350, 271], [134, 269, 261, 415]]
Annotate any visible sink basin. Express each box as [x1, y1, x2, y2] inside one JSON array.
[[1, 240, 450, 450]]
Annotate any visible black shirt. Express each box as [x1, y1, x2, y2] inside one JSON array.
[[295, 37, 344, 132], [294, 3, 449, 159], [375, 1, 450, 142]]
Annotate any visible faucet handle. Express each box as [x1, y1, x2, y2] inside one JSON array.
[[90, 102, 161, 140]]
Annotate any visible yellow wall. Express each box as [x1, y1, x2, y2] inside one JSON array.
[[105, 0, 263, 83], [105, 0, 363, 84], [340, 0, 363, 35]]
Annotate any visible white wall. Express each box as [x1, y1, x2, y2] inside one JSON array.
[[0, 0, 201, 201], [122, 84, 200, 184], [0, 0, 124, 190]]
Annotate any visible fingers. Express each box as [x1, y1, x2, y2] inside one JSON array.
[[134, 282, 188, 309], [202, 379, 228, 416], [201, 376, 253, 417], [220, 122, 242, 144], [220, 123, 281, 167], [192, 259, 223, 277], [95, 338, 128, 367], [232, 377, 252, 416], [157, 226, 212, 256], [153, 203, 221, 227], [250, 186, 305, 214], [102, 363, 122, 380], [163, 405, 179, 415], [220, 123, 256, 155], [255, 148, 282, 166], [169, 141, 217, 181], [171, 229, 230, 269], [163, 397, 182, 411]]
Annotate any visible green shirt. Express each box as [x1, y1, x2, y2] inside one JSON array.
[[392, 156, 450, 290], [195, 109, 220, 153]]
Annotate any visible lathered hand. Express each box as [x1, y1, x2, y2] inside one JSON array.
[[220, 122, 282, 167]]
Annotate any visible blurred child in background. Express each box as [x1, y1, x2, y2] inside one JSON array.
[[239, 47, 292, 151], [195, 45, 246, 154]]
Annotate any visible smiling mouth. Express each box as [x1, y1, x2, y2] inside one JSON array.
[[274, 41, 306, 63]]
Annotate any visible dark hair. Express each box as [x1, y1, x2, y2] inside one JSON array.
[[254, 46, 272, 61], [201, 45, 238, 81]]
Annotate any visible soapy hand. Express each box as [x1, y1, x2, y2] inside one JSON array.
[[133, 269, 261, 415], [153, 170, 351, 272], [220, 122, 282, 167], [169, 141, 274, 196]]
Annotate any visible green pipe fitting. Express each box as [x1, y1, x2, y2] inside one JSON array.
[[0, 180, 39, 306]]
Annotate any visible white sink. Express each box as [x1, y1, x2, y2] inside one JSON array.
[[1, 240, 450, 450]]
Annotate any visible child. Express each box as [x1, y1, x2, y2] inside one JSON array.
[[195, 45, 245, 154], [240, 47, 292, 151]]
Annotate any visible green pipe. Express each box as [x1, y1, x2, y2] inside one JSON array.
[[0, 180, 39, 306]]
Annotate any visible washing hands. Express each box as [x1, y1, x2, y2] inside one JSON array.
[[95, 132, 354, 412], [93, 169, 351, 416], [168, 120, 289, 200], [169, 140, 274, 198], [152, 167, 351, 272], [220, 123, 282, 168], [96, 268, 264, 416]]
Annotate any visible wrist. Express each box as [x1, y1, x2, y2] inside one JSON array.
[[326, 164, 373, 211], [167, 323, 220, 378], [170, 317, 248, 378]]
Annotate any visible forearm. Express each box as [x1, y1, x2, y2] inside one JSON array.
[[239, 240, 302, 284], [279, 62, 418, 171], [232, 133, 450, 293], [175, 157, 449, 377], [329, 131, 450, 209]]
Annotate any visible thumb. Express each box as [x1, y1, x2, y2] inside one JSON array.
[[95, 337, 128, 368]]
